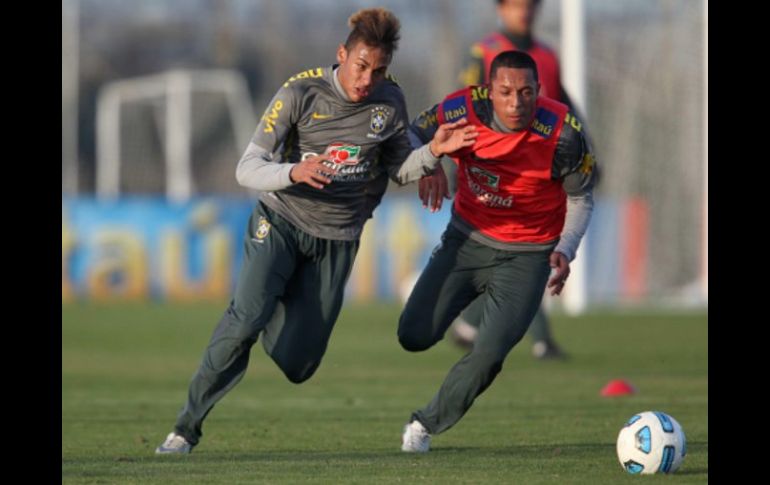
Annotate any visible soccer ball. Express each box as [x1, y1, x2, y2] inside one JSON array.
[[616, 411, 686, 474]]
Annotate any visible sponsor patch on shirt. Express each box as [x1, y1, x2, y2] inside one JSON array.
[[468, 166, 500, 191], [529, 108, 558, 139], [324, 142, 361, 165], [442, 96, 468, 123]]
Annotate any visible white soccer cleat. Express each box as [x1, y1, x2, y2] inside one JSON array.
[[155, 432, 193, 454], [532, 339, 568, 360], [401, 420, 431, 453]]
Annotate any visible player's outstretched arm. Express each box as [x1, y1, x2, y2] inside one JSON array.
[[417, 118, 476, 212], [428, 118, 477, 158]]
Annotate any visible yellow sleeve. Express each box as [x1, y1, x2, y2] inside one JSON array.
[[458, 43, 485, 87]]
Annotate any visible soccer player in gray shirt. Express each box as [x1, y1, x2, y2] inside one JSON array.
[[156, 7, 478, 454]]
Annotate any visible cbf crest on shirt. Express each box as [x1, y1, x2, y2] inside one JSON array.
[[369, 106, 389, 135]]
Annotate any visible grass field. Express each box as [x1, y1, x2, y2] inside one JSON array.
[[62, 302, 707, 483]]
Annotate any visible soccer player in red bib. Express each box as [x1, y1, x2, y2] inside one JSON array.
[[399, 50, 597, 452], [452, 0, 578, 360]]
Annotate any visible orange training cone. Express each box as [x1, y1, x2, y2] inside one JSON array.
[[600, 379, 636, 397]]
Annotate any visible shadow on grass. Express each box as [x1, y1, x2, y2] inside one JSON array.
[[64, 441, 707, 466]]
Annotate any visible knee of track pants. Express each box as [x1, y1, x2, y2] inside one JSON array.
[[278, 358, 321, 384], [397, 313, 437, 352], [265, 338, 325, 384]]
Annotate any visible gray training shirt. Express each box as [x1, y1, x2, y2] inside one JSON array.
[[236, 65, 440, 241]]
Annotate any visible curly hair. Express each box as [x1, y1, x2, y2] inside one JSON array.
[[344, 8, 401, 61]]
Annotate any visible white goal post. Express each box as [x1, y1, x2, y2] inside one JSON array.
[[96, 69, 256, 201]]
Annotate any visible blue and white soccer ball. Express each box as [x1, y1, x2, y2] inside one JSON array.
[[616, 411, 686, 474]]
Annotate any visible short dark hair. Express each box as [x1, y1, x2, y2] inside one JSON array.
[[344, 8, 401, 62], [489, 50, 539, 82]]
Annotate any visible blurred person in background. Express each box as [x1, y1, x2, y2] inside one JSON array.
[[400, 50, 597, 452], [156, 7, 477, 455], [437, 0, 579, 359]]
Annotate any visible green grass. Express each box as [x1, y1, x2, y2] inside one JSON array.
[[63, 302, 707, 483]]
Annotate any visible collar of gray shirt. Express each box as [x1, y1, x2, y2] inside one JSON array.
[[332, 67, 351, 102]]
